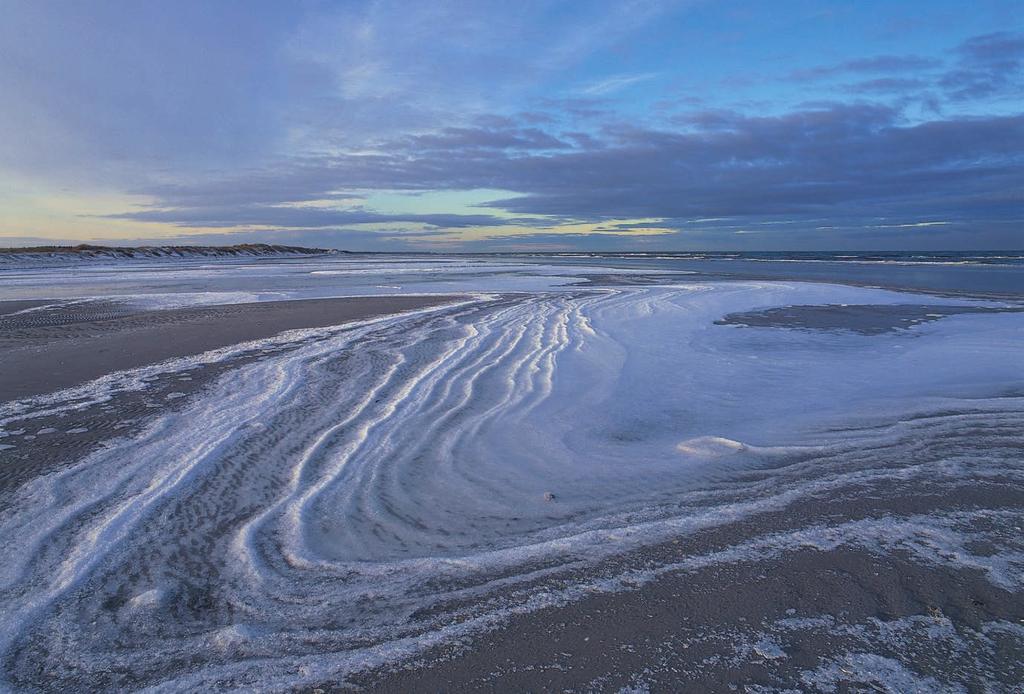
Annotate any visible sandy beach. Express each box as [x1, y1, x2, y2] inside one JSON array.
[[0, 256, 1021, 692], [0, 294, 458, 494], [357, 475, 1024, 692], [5, 1, 1024, 688], [0, 295, 458, 402]]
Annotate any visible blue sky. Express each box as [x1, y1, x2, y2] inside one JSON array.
[[0, 0, 1021, 250]]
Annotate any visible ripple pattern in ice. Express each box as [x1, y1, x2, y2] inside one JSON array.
[[1, 283, 1023, 690]]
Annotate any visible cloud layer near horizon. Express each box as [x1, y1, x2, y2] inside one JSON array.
[[1, 1, 1021, 250]]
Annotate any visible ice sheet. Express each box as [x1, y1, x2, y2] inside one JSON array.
[[1, 276, 1022, 689]]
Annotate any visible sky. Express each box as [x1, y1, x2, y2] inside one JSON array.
[[0, 0, 1021, 251]]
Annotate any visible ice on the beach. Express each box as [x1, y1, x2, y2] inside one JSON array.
[[0, 260, 1022, 690], [800, 653, 960, 693], [127, 587, 168, 610], [676, 436, 747, 458], [750, 637, 787, 660]]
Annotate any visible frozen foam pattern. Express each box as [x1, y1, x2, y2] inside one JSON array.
[[0, 282, 1022, 690]]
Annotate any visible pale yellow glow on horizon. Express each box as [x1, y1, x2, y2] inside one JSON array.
[[0, 177, 185, 243], [0, 175, 676, 248]]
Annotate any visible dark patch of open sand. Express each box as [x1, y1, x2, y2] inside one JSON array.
[[0, 300, 54, 317], [362, 549, 1022, 693], [0, 352, 260, 493], [0, 295, 458, 402], [2, 292, 1020, 692], [0, 294, 461, 494], [348, 479, 1024, 693], [715, 303, 1024, 335]]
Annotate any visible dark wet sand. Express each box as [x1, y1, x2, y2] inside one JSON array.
[[716, 302, 1024, 335], [0, 299, 54, 316], [2, 291, 1020, 692], [0, 295, 458, 402], [360, 549, 1024, 693], [352, 480, 1024, 693]]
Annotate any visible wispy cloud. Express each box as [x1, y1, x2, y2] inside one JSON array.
[[578, 73, 659, 96]]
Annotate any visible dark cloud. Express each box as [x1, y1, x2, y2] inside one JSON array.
[[845, 77, 929, 94], [103, 206, 525, 230], [537, 97, 612, 119], [481, 107, 1021, 223], [471, 114, 518, 129], [940, 31, 1024, 101], [563, 131, 604, 149], [516, 111, 558, 125], [788, 55, 942, 81], [781, 32, 1023, 106], [121, 103, 1022, 250], [8, 10, 1018, 253], [671, 109, 747, 130], [957, 31, 1024, 63], [401, 127, 571, 152]]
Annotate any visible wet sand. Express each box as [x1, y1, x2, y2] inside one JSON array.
[[0, 300, 54, 316], [353, 479, 1024, 692], [0, 295, 458, 402], [359, 548, 1023, 692], [715, 302, 1024, 335], [1, 287, 1020, 692]]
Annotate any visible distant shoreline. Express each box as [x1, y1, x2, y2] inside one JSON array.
[[0, 243, 335, 262]]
